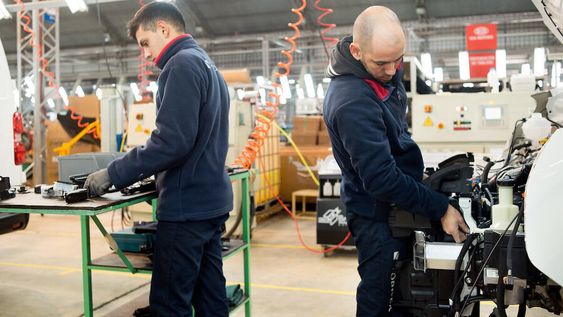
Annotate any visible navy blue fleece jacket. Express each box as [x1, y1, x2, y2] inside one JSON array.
[[108, 35, 233, 221], [323, 36, 448, 222]]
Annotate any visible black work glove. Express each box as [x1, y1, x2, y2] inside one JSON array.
[[84, 168, 112, 197]]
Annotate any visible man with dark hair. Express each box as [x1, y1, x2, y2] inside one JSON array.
[[323, 6, 469, 316], [84, 2, 232, 316]]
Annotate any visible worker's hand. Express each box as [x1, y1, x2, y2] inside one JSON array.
[[84, 168, 112, 197], [440, 204, 470, 243]]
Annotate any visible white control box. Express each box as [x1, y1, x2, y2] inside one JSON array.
[[412, 92, 535, 152]]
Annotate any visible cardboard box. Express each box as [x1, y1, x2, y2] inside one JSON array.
[[279, 145, 331, 201], [68, 95, 100, 119], [45, 120, 100, 183], [317, 130, 331, 146], [319, 119, 328, 132], [291, 131, 318, 147], [293, 115, 322, 133]]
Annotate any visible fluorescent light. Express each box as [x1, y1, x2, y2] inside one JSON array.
[[552, 62, 562, 88], [148, 81, 158, 93], [24, 76, 35, 92], [279, 75, 292, 99], [256, 76, 265, 86], [277, 87, 286, 105], [58, 87, 69, 106], [95, 88, 103, 100], [459, 51, 470, 80], [521, 63, 531, 75], [130, 82, 140, 95], [556, 62, 561, 87], [304, 73, 316, 98], [75, 85, 85, 97], [130, 83, 142, 102], [433, 67, 444, 82], [316, 84, 325, 99], [495, 49, 507, 78], [322, 78, 332, 84], [421, 53, 433, 78], [288, 79, 296, 84], [295, 84, 305, 99], [47, 98, 55, 109], [259, 89, 266, 105], [65, 0, 88, 14], [0, 1, 12, 20], [534, 47, 546, 77], [236, 89, 244, 100]]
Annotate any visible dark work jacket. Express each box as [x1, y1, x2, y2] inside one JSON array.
[[108, 35, 233, 221], [323, 36, 448, 222]]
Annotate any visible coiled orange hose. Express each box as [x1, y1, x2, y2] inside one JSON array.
[[233, 0, 306, 169], [136, 0, 152, 94], [314, 0, 338, 49], [16, 0, 99, 139]]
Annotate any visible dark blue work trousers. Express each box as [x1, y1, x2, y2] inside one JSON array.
[[149, 214, 229, 317], [347, 212, 408, 317]]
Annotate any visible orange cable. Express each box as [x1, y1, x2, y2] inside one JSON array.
[[15, 0, 99, 139], [136, 0, 152, 94], [232, 0, 306, 169], [258, 157, 352, 254], [314, 0, 339, 50]]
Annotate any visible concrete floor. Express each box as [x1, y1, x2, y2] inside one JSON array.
[[0, 211, 557, 317]]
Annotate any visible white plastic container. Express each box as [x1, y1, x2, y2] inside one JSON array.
[[490, 185, 519, 230], [522, 113, 551, 148]]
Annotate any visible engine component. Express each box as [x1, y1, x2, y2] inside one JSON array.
[[490, 169, 520, 230]]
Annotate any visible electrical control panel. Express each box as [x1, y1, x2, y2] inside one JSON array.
[[126, 102, 157, 148], [412, 92, 535, 153]]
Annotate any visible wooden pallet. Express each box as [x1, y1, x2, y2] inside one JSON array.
[[255, 198, 284, 223]]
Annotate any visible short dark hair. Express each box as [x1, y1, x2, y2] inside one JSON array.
[[127, 2, 186, 41]]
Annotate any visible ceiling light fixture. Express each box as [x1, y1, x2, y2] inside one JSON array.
[[0, 1, 11, 20], [65, 0, 88, 14]]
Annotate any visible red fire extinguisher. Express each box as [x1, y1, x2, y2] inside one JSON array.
[[13, 112, 25, 165]]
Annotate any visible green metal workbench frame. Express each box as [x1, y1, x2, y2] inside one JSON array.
[[0, 170, 251, 317]]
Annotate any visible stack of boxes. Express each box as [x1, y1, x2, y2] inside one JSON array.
[[279, 115, 333, 201], [291, 115, 331, 146]]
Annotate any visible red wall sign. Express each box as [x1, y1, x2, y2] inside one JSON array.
[[466, 23, 497, 78], [469, 52, 496, 78], [466, 24, 497, 51]]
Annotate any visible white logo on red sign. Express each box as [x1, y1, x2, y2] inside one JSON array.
[[474, 26, 490, 36]]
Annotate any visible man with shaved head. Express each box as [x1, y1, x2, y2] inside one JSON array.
[[323, 6, 469, 316]]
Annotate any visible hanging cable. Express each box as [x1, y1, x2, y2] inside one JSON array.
[[15, 0, 99, 139], [258, 157, 351, 254], [136, 0, 152, 95], [232, 0, 306, 169]]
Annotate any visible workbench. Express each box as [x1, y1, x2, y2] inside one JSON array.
[[0, 170, 251, 317]]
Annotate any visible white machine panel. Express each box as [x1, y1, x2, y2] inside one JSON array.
[[126, 102, 157, 148], [0, 39, 25, 185], [412, 92, 535, 152]]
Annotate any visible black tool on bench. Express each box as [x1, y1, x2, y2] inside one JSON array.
[[0, 176, 16, 201]]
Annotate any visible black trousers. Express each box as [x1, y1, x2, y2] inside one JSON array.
[[347, 212, 408, 317], [149, 214, 229, 317]]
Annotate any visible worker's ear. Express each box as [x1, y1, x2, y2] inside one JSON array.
[[156, 20, 170, 38], [349, 42, 362, 61]]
